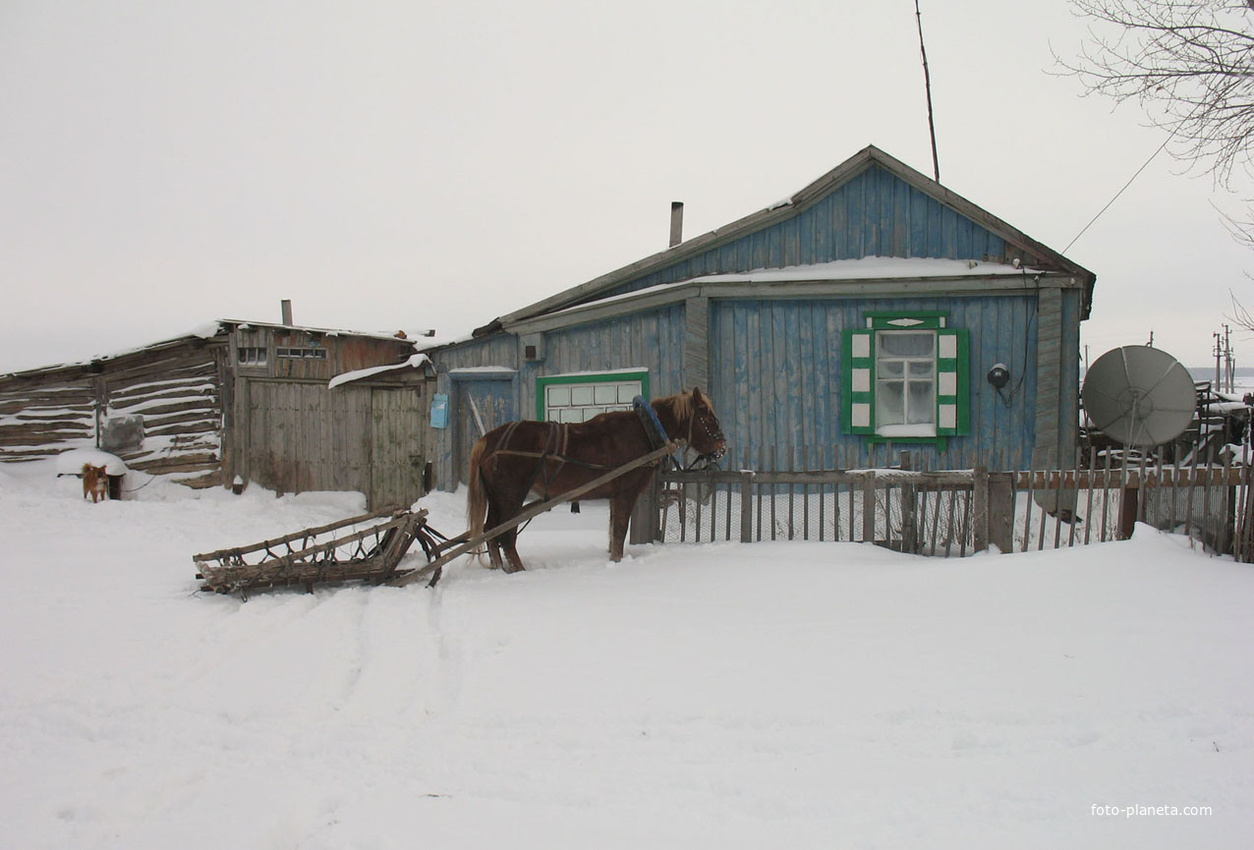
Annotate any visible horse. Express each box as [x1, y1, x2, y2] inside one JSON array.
[[466, 387, 726, 573], [81, 464, 109, 503]]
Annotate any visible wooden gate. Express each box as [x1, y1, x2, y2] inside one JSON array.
[[369, 387, 425, 509], [241, 380, 427, 507]]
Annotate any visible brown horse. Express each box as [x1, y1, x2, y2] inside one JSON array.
[[466, 387, 726, 572]]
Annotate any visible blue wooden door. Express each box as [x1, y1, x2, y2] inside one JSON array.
[[454, 378, 516, 485]]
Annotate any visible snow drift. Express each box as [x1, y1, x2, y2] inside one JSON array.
[[1, 464, 1251, 849]]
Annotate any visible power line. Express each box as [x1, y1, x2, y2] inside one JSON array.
[[1064, 133, 1174, 254]]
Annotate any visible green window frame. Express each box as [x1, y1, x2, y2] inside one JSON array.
[[842, 313, 969, 444], [535, 370, 649, 422]]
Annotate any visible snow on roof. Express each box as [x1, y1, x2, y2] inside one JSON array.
[[687, 256, 1041, 284], [535, 257, 1042, 322], [328, 353, 431, 389], [3, 320, 424, 379], [219, 319, 426, 344], [54, 448, 128, 476]]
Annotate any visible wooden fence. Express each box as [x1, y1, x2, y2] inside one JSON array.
[[639, 449, 1254, 562]]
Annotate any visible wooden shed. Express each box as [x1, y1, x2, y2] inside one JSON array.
[[422, 145, 1096, 489], [0, 320, 434, 508]]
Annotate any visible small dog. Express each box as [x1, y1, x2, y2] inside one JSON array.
[[82, 463, 109, 503]]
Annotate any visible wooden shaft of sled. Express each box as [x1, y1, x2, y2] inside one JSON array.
[[388, 441, 679, 588]]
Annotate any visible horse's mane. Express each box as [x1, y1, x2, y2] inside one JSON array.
[[655, 390, 694, 421]]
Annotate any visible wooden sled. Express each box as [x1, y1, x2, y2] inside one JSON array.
[[195, 507, 447, 597]]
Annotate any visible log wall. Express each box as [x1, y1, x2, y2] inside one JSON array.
[[0, 338, 228, 487]]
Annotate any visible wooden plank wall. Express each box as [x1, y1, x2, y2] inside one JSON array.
[[243, 381, 372, 495], [707, 291, 1066, 472], [0, 376, 98, 461], [535, 305, 687, 399], [0, 342, 227, 486], [103, 344, 225, 486], [610, 165, 1010, 298]]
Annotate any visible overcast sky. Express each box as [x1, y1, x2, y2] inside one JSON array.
[[2, 0, 1252, 375]]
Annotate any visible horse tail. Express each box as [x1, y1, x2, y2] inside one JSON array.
[[466, 435, 490, 545]]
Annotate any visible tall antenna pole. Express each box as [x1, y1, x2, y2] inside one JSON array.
[[914, 0, 941, 182]]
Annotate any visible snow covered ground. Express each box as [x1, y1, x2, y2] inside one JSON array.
[[2, 465, 1252, 849]]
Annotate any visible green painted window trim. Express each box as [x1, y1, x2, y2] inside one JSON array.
[[863, 311, 949, 330], [535, 371, 650, 420], [842, 314, 969, 440]]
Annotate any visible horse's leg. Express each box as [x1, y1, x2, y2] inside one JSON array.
[[500, 525, 527, 573], [608, 492, 634, 562], [609, 472, 655, 561], [497, 489, 529, 573], [484, 499, 505, 570]]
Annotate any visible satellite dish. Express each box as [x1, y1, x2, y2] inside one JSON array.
[[1082, 346, 1196, 447]]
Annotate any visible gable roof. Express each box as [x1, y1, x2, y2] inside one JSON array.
[[476, 144, 1096, 336]]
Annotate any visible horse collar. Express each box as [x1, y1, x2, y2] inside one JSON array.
[[633, 396, 668, 448]]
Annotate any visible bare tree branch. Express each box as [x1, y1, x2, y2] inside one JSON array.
[[1056, 1, 1254, 186]]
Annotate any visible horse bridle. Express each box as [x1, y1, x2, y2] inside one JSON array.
[[685, 404, 726, 470]]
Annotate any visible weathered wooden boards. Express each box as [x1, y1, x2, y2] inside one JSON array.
[[0, 340, 225, 486]]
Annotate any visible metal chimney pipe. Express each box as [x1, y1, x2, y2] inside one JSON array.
[[281, 299, 293, 326], [669, 201, 684, 248]]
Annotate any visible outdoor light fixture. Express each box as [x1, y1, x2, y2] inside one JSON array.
[[987, 363, 1010, 389]]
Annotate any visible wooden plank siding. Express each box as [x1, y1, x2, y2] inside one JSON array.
[[0, 378, 98, 461], [604, 165, 1009, 301], [708, 292, 1060, 472]]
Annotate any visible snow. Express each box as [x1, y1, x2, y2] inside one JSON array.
[[327, 353, 431, 389], [688, 256, 1042, 284], [535, 257, 1044, 324], [51, 448, 128, 476], [2, 464, 1252, 848]]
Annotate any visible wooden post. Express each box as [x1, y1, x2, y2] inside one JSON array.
[[739, 471, 754, 543], [861, 472, 876, 543], [987, 472, 1014, 554], [1117, 481, 1139, 541], [972, 466, 989, 552], [628, 470, 659, 545], [900, 452, 917, 553]]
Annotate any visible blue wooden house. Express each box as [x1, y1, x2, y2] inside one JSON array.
[[422, 145, 1095, 489]]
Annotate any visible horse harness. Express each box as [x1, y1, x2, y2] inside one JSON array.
[[489, 419, 635, 501]]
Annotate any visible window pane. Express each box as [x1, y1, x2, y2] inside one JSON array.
[[878, 381, 905, 424], [907, 381, 934, 424], [908, 361, 934, 378], [548, 385, 571, 407], [880, 332, 933, 357], [594, 385, 617, 404], [571, 387, 594, 406], [879, 361, 905, 378]]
